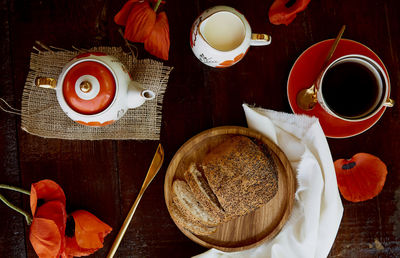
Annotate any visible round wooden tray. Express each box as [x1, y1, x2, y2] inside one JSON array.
[[164, 126, 296, 252]]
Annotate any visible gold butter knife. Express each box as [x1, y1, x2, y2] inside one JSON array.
[[107, 144, 164, 258]]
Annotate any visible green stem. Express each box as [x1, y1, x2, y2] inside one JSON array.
[[0, 184, 30, 195], [0, 193, 32, 225], [153, 0, 162, 12]]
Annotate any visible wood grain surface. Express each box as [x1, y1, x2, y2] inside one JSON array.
[[164, 126, 295, 251], [0, 0, 399, 257]]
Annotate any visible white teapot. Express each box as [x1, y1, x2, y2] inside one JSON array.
[[190, 6, 271, 68], [35, 52, 155, 126]]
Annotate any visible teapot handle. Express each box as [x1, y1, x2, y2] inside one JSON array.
[[35, 77, 57, 89]]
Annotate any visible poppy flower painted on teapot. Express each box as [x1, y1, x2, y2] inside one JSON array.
[[190, 6, 271, 68], [35, 52, 155, 126]]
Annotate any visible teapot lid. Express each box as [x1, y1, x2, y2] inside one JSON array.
[[62, 61, 116, 115]]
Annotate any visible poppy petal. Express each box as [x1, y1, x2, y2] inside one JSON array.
[[144, 11, 170, 60], [71, 210, 112, 249], [64, 236, 98, 257], [114, 0, 140, 26], [30, 218, 62, 258], [334, 153, 387, 202], [30, 180, 66, 216], [30, 201, 67, 258], [124, 2, 156, 43], [35, 201, 67, 235], [33, 201, 67, 257], [268, 0, 311, 26]]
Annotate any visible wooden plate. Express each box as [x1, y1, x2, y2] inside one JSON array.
[[164, 126, 296, 252]]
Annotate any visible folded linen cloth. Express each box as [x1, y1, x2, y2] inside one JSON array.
[[195, 104, 343, 258]]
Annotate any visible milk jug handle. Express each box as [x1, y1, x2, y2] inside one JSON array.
[[250, 34, 271, 46]]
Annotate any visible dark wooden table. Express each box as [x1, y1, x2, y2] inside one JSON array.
[[1, 0, 399, 257]]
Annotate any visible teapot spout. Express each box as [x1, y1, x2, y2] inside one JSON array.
[[141, 89, 156, 100], [127, 81, 155, 109]]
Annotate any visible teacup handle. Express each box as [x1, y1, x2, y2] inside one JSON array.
[[250, 34, 271, 46], [35, 77, 57, 89], [383, 98, 395, 107]]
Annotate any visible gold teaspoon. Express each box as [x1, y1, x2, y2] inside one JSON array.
[[296, 25, 346, 111]]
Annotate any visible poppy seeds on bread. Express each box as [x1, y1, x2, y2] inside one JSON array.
[[201, 135, 278, 217], [171, 135, 279, 235]]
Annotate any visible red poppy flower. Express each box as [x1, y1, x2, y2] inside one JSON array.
[[268, 0, 311, 25], [114, 0, 170, 60], [25, 180, 112, 258]]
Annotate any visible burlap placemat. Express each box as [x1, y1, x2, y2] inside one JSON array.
[[21, 46, 172, 140]]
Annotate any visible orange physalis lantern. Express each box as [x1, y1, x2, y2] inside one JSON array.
[[334, 153, 388, 202]]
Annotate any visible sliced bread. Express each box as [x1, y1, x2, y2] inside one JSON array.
[[184, 163, 226, 221], [172, 179, 219, 227], [169, 200, 217, 236], [201, 135, 279, 217]]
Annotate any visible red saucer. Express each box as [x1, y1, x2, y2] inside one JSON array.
[[287, 39, 390, 138]]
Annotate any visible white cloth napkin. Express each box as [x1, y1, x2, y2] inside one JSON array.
[[194, 104, 343, 258]]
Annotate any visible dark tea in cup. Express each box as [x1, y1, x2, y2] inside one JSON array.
[[317, 55, 392, 121]]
